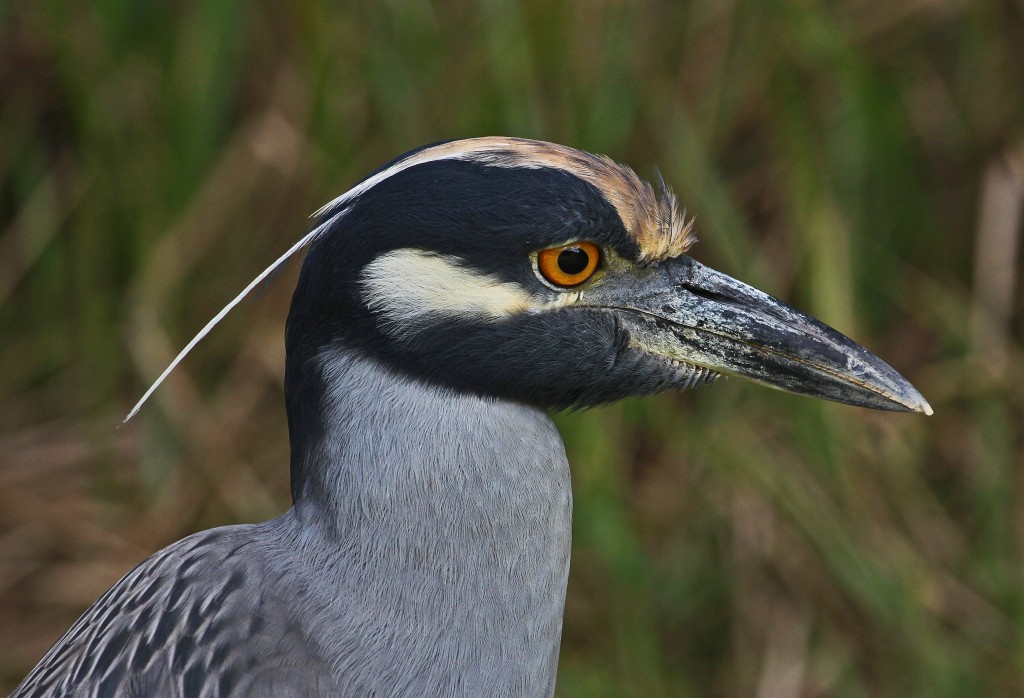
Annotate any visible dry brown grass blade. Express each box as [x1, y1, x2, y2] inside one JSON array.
[[970, 145, 1024, 378], [0, 152, 82, 306]]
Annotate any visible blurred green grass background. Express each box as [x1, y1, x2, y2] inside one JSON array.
[[1, 1, 1022, 695]]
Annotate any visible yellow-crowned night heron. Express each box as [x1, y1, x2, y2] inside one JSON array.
[[13, 137, 931, 697]]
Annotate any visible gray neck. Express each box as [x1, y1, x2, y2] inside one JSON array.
[[287, 349, 572, 696]]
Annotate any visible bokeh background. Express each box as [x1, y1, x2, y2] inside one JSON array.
[[2, 1, 1023, 695]]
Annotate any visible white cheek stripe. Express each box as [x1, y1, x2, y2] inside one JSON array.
[[362, 249, 568, 337]]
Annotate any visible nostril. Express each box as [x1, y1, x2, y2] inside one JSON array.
[[678, 283, 741, 308]]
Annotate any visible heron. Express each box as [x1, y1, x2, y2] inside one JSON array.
[[13, 137, 931, 697]]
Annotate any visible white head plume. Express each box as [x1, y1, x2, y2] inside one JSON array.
[[123, 140, 499, 422], [122, 216, 336, 423]]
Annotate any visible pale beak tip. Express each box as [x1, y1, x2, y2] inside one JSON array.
[[897, 385, 933, 416]]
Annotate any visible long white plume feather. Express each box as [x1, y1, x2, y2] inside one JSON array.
[[122, 142, 507, 423], [121, 142, 479, 423], [122, 214, 339, 423]]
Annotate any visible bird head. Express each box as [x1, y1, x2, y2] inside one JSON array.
[[281, 137, 931, 416]]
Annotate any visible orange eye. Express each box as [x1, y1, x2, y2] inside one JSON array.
[[537, 242, 601, 288]]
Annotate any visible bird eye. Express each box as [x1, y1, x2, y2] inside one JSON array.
[[537, 242, 601, 288]]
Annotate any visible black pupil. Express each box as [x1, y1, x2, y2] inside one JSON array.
[[557, 247, 590, 275]]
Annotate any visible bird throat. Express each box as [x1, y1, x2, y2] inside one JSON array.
[[287, 348, 573, 693]]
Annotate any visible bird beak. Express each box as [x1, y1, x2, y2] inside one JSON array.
[[580, 255, 932, 414]]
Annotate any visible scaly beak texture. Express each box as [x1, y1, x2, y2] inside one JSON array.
[[581, 256, 932, 414]]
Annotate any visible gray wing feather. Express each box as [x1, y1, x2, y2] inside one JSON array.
[[11, 524, 342, 698]]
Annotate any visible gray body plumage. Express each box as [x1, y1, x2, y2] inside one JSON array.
[[14, 352, 572, 697]]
